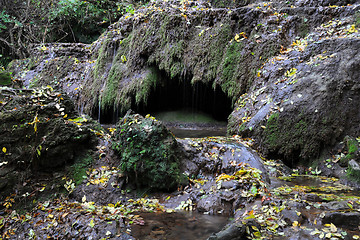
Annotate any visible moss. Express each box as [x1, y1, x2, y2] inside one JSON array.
[[220, 42, 244, 99], [238, 122, 247, 132], [112, 113, 183, 191], [68, 152, 93, 185], [264, 112, 280, 148], [355, 11, 360, 28], [0, 72, 12, 86], [207, 23, 232, 80], [340, 138, 359, 166], [135, 67, 158, 106], [347, 139, 358, 154], [100, 55, 124, 110], [298, 19, 310, 38]]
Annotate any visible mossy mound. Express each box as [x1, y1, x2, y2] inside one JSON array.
[[0, 72, 12, 86], [0, 87, 99, 203], [112, 111, 184, 191]]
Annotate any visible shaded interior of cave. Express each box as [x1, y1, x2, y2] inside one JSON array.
[[97, 69, 233, 125]]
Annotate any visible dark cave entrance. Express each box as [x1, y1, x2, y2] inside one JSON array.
[[97, 69, 233, 125], [134, 71, 233, 124]]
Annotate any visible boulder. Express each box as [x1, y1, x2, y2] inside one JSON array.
[[112, 111, 185, 191], [0, 86, 98, 201]]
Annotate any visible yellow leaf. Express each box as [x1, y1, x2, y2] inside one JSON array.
[[292, 221, 299, 227], [353, 235, 360, 239], [2, 147, 6, 153], [257, 71, 261, 77], [253, 231, 261, 237], [82, 195, 86, 203], [330, 223, 337, 232], [285, 68, 297, 77], [89, 219, 95, 228]]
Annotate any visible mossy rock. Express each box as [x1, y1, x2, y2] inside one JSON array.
[[347, 160, 360, 183], [340, 136, 359, 167], [0, 72, 12, 86], [112, 111, 184, 191]]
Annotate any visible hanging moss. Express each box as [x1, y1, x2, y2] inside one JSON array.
[[220, 42, 245, 99], [135, 67, 158, 106]]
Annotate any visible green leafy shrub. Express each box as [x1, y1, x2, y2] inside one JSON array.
[[112, 112, 184, 191]]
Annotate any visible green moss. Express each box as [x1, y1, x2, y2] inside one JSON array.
[[68, 152, 93, 185], [112, 114, 183, 191], [0, 72, 12, 86], [298, 18, 310, 38], [355, 11, 360, 28], [264, 112, 280, 148], [135, 68, 158, 105], [207, 23, 232, 80], [238, 123, 247, 132], [100, 55, 124, 110], [347, 139, 358, 154], [340, 138, 359, 166], [220, 42, 244, 99]]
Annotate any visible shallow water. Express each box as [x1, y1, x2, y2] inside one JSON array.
[[131, 211, 229, 240], [153, 109, 222, 124]]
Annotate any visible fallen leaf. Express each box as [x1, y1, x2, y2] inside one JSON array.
[[89, 219, 95, 228]]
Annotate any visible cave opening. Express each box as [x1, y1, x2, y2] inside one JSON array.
[[134, 70, 233, 124], [96, 68, 233, 126]]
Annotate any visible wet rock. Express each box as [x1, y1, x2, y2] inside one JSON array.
[[322, 212, 360, 230], [281, 209, 305, 225], [112, 111, 185, 191], [0, 87, 98, 202], [304, 193, 323, 202], [321, 201, 351, 211], [229, 34, 360, 167], [348, 159, 360, 180], [207, 222, 245, 240], [179, 137, 270, 183], [221, 180, 239, 190], [197, 195, 223, 214]]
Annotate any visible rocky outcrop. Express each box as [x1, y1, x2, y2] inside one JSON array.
[[228, 6, 360, 166], [0, 86, 99, 203]]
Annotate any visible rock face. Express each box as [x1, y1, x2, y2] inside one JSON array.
[[7, 0, 360, 169], [112, 112, 185, 191], [228, 9, 360, 165], [0, 86, 98, 201]]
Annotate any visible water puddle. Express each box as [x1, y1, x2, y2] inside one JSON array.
[[131, 211, 229, 240], [153, 109, 227, 138]]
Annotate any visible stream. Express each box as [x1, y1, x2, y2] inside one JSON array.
[[131, 211, 229, 240]]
